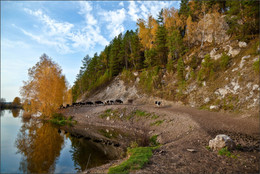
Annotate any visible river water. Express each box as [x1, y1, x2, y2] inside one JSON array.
[[0, 109, 113, 173]]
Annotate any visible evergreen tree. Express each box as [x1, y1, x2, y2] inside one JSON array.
[[155, 9, 168, 66]]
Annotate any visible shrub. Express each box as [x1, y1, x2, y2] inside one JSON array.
[[121, 69, 135, 84], [220, 52, 230, 70], [198, 54, 214, 81], [149, 135, 159, 146], [253, 58, 259, 73]]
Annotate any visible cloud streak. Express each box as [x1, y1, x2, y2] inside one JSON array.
[[22, 6, 108, 54]]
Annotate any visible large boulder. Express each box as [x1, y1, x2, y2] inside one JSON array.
[[209, 134, 236, 151]]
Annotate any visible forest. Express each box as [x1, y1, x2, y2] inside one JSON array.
[[72, 0, 259, 102]]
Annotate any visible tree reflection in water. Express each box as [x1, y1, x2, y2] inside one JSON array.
[[11, 109, 20, 118], [0, 109, 5, 117], [69, 136, 110, 172], [15, 118, 64, 173]]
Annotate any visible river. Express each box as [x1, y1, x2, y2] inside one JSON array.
[[0, 109, 114, 173]]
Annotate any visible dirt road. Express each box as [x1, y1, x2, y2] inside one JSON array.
[[62, 102, 259, 173]]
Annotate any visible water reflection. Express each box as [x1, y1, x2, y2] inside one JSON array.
[[0, 109, 5, 117], [69, 136, 110, 172], [11, 109, 20, 118], [13, 115, 114, 173], [15, 119, 64, 173]]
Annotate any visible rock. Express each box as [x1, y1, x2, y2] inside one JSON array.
[[210, 48, 222, 60], [210, 105, 219, 110], [187, 148, 196, 152], [228, 47, 240, 57], [204, 97, 210, 104], [252, 84, 259, 91], [232, 68, 238, 72], [240, 55, 251, 68], [133, 72, 138, 76], [247, 82, 252, 89], [209, 134, 236, 151], [238, 41, 247, 48]]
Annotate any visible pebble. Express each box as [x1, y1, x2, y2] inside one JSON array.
[[187, 148, 196, 152]]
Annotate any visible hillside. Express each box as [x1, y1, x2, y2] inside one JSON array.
[[77, 19, 259, 115], [72, 1, 259, 115]]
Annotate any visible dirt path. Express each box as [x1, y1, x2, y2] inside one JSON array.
[[62, 102, 259, 173]]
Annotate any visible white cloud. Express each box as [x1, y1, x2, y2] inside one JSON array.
[[128, 1, 139, 21], [119, 2, 124, 7], [24, 8, 74, 36], [99, 8, 126, 38], [22, 7, 108, 54], [128, 1, 178, 22], [78, 1, 97, 26]]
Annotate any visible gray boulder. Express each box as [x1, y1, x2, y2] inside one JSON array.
[[209, 134, 236, 151]]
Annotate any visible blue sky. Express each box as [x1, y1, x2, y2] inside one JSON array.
[[1, 1, 180, 102]]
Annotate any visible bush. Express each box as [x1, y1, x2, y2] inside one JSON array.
[[121, 69, 135, 84], [197, 54, 214, 81], [149, 135, 159, 146], [253, 58, 259, 73], [220, 52, 230, 70], [139, 67, 161, 94]]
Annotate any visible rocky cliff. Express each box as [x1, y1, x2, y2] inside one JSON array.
[[79, 14, 259, 116]]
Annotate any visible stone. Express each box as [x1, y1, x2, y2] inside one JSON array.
[[232, 68, 238, 72], [204, 97, 210, 104], [210, 48, 222, 60], [238, 41, 247, 48], [228, 48, 240, 57], [252, 84, 259, 91], [209, 134, 236, 151], [240, 55, 251, 68], [210, 105, 219, 110], [133, 72, 138, 76], [187, 149, 196, 152]]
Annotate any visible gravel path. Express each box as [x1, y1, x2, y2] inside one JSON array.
[[61, 102, 259, 173]]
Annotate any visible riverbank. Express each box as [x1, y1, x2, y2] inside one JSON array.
[[61, 101, 259, 173]]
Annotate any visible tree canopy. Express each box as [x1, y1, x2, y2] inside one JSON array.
[[20, 54, 70, 117]]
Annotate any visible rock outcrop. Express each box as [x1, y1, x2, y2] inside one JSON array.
[[209, 134, 236, 151]]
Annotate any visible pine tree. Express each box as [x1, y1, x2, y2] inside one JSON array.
[[155, 9, 168, 66]]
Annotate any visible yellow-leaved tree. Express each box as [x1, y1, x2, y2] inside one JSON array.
[[20, 54, 68, 117]]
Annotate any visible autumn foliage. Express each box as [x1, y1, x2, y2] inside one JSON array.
[[20, 54, 70, 117]]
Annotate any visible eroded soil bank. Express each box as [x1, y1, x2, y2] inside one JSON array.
[[61, 101, 259, 173]]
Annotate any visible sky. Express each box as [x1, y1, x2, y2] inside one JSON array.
[[1, 1, 180, 102]]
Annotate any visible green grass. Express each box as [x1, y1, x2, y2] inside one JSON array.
[[108, 146, 158, 174], [99, 129, 118, 139], [149, 135, 159, 146], [150, 120, 164, 126], [218, 147, 237, 159], [253, 58, 259, 73], [99, 109, 120, 119], [49, 113, 76, 126]]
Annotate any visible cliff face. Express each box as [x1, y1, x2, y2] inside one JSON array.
[[80, 14, 259, 115]]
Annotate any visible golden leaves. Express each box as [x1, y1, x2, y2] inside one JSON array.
[[21, 54, 68, 117]]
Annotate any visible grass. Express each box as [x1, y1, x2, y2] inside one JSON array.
[[108, 146, 159, 174], [218, 147, 237, 159], [108, 135, 160, 174], [99, 129, 119, 139], [49, 113, 76, 126], [99, 109, 120, 119], [150, 120, 164, 126], [149, 135, 159, 146]]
